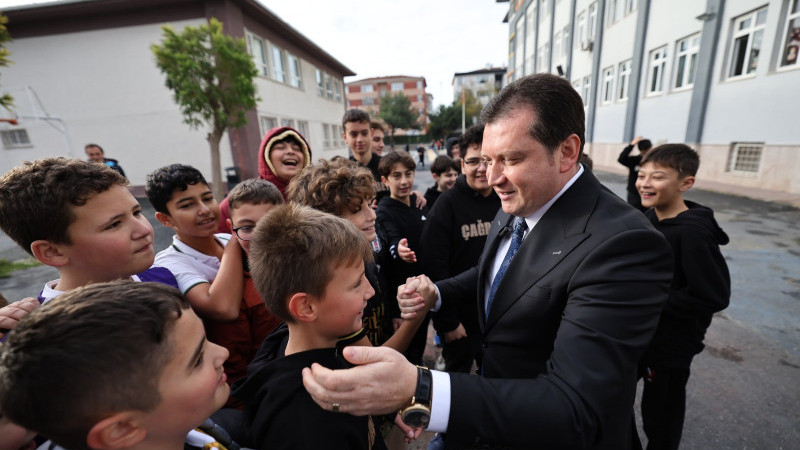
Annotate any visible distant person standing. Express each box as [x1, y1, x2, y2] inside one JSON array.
[[416, 144, 426, 167], [618, 136, 652, 211], [85, 143, 126, 178]]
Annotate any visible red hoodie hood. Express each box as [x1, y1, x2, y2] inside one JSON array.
[[258, 126, 312, 199]]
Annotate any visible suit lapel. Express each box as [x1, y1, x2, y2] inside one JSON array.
[[483, 169, 601, 331]]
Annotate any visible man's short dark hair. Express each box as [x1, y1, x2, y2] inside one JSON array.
[[342, 109, 371, 129], [640, 144, 699, 178], [458, 124, 485, 154], [378, 150, 416, 177], [0, 158, 127, 255], [481, 73, 585, 154], [145, 164, 208, 214], [228, 178, 284, 211], [430, 155, 459, 176], [0, 281, 189, 450]]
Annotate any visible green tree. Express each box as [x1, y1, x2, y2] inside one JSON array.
[[151, 18, 258, 199], [0, 13, 14, 111], [427, 104, 460, 140], [378, 92, 419, 145]]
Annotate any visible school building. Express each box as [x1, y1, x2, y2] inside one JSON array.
[[501, 0, 800, 196], [0, 0, 354, 192], [452, 66, 508, 107]]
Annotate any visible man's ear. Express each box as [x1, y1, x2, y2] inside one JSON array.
[[679, 175, 695, 192], [558, 134, 582, 173], [30, 240, 69, 268], [86, 412, 147, 450], [287, 292, 316, 323], [154, 211, 174, 228]]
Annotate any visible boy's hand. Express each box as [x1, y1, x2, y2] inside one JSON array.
[[397, 276, 437, 319], [398, 238, 417, 263], [630, 135, 643, 146], [0, 298, 40, 339], [395, 412, 424, 443], [412, 191, 427, 210]]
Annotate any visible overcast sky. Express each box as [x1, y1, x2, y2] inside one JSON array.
[[0, 0, 510, 107]]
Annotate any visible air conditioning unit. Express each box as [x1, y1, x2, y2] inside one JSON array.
[[581, 40, 594, 52]]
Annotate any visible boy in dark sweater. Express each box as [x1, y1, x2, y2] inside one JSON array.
[[424, 155, 459, 209], [421, 124, 500, 374], [376, 150, 429, 365], [635, 144, 731, 450], [233, 204, 382, 449]]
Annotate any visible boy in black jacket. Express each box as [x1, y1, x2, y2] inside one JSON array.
[[635, 144, 731, 450], [421, 124, 500, 374], [233, 204, 383, 449], [424, 155, 459, 209], [376, 150, 429, 364]]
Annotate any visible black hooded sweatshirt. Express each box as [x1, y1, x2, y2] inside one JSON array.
[[233, 325, 381, 449], [641, 200, 731, 368]]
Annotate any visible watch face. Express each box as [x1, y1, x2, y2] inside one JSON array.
[[401, 406, 431, 428]]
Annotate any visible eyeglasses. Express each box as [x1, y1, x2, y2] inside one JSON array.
[[232, 225, 255, 241], [463, 158, 487, 167]]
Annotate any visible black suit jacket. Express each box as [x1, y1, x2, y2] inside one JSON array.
[[437, 168, 672, 449]]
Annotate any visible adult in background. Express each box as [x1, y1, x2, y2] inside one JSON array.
[[85, 143, 126, 178], [301, 73, 672, 449], [618, 136, 652, 211]]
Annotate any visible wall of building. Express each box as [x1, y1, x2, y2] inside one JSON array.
[[0, 19, 235, 190]]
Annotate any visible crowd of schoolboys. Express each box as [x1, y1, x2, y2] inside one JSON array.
[[0, 103, 728, 450]]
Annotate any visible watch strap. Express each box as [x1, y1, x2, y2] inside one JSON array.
[[415, 366, 432, 408]]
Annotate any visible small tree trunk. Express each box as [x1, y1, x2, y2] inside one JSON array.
[[208, 130, 225, 201]]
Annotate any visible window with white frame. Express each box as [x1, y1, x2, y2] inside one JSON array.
[[607, 0, 623, 25], [726, 142, 763, 174], [515, 18, 525, 77], [577, 11, 587, 47], [582, 76, 591, 106], [779, 0, 800, 69], [315, 69, 324, 96], [281, 118, 295, 128], [553, 32, 562, 61], [362, 84, 374, 93], [648, 46, 668, 95], [416, 81, 423, 89], [270, 46, 286, 83], [325, 73, 333, 99], [260, 116, 277, 135], [525, 2, 536, 75], [588, 2, 598, 42], [728, 7, 768, 78], [601, 66, 615, 103], [618, 59, 632, 101], [1, 129, 31, 149], [363, 97, 375, 106], [538, 43, 550, 73], [297, 120, 309, 138], [246, 33, 268, 77], [287, 53, 302, 88], [391, 82, 403, 91], [675, 33, 701, 89], [323, 123, 331, 148], [540, 0, 549, 24], [333, 80, 342, 101], [561, 26, 570, 57]]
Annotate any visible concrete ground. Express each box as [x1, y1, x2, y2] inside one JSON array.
[[1, 149, 798, 449]]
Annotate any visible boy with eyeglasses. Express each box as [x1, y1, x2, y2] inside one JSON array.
[[212, 178, 285, 388]]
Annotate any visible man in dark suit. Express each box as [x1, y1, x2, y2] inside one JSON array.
[[301, 73, 672, 449]]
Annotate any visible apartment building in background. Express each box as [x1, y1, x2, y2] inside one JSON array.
[[453, 66, 507, 107], [345, 75, 429, 132], [501, 0, 800, 195], [0, 0, 353, 191]]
